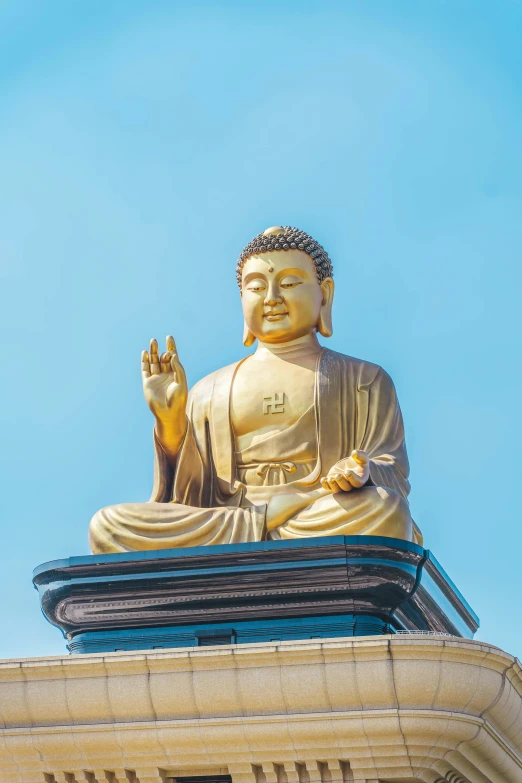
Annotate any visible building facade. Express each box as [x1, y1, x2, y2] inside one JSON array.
[[0, 634, 520, 783]]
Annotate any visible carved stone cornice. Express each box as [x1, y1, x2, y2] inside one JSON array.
[[0, 635, 520, 783]]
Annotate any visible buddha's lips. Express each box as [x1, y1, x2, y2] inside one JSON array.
[[264, 311, 288, 321]]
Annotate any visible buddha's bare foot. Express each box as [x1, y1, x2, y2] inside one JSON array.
[[266, 487, 331, 531]]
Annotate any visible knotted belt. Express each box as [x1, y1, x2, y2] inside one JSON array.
[[237, 456, 315, 485], [255, 461, 297, 485]]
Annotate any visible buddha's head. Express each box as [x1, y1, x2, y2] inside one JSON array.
[[237, 226, 334, 346]]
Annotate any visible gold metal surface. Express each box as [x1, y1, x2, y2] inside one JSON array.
[[89, 227, 422, 553]]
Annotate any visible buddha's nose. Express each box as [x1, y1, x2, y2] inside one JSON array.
[[264, 284, 283, 305]]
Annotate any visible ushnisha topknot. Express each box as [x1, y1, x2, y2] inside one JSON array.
[[236, 225, 333, 288]]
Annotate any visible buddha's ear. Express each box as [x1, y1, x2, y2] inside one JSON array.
[[243, 321, 257, 347], [317, 277, 334, 338]]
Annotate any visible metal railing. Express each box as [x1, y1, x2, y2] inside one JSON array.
[[395, 629, 456, 637]]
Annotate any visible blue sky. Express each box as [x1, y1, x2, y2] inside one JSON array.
[[1, 0, 521, 659]]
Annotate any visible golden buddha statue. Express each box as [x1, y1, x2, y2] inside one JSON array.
[[89, 226, 423, 553]]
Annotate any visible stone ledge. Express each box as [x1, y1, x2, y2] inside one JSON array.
[[0, 636, 520, 782]]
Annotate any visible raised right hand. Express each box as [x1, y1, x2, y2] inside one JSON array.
[[142, 336, 188, 456]]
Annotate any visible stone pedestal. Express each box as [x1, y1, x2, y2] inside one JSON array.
[[32, 537, 478, 653]]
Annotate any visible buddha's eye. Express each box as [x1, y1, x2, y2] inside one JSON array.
[[246, 280, 266, 293], [280, 277, 303, 289]]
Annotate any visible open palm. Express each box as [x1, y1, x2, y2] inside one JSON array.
[[141, 336, 188, 421]]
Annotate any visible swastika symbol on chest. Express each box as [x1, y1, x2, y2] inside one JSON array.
[[263, 392, 285, 414]]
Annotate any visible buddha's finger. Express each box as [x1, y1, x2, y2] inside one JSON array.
[[170, 353, 187, 385], [323, 475, 340, 493], [351, 450, 368, 466], [166, 335, 177, 353], [149, 339, 160, 375], [332, 473, 351, 492], [141, 350, 151, 379], [345, 469, 364, 488], [160, 351, 173, 373], [149, 337, 159, 357], [324, 475, 338, 489], [327, 478, 342, 493]]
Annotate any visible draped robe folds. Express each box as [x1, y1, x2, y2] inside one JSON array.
[[89, 348, 422, 553]]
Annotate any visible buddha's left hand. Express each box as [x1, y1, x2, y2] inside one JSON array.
[[321, 450, 370, 493]]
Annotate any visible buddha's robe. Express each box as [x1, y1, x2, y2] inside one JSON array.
[[89, 348, 421, 553]]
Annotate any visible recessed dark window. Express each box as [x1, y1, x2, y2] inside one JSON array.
[[198, 635, 233, 646], [175, 776, 232, 783]]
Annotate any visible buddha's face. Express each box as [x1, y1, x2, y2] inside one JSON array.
[[241, 249, 330, 343]]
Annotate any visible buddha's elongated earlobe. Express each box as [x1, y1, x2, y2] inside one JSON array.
[[317, 277, 334, 338], [243, 321, 257, 347]]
